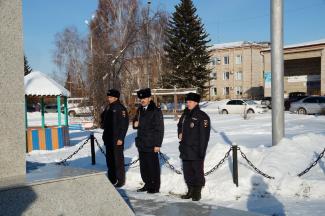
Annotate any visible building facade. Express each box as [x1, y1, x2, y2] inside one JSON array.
[[261, 39, 325, 97], [207, 41, 270, 100]]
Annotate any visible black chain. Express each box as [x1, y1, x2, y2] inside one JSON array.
[[94, 137, 139, 167], [124, 158, 140, 167], [94, 138, 107, 157], [159, 152, 183, 175], [297, 148, 325, 177], [237, 147, 275, 179], [204, 147, 232, 176], [56, 137, 90, 166]]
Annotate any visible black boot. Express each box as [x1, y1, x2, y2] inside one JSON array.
[[137, 185, 147, 192], [181, 186, 193, 199], [191, 186, 202, 201]]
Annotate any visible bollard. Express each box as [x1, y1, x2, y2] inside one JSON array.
[[232, 145, 239, 187], [90, 132, 96, 165]]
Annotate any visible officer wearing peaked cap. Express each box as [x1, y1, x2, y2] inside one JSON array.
[[133, 88, 164, 194], [101, 89, 129, 188], [177, 92, 211, 201]]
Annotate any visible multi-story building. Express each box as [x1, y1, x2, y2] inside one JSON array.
[[261, 38, 325, 97], [207, 41, 270, 100]]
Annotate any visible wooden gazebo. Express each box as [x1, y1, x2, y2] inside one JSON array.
[[24, 71, 71, 152]]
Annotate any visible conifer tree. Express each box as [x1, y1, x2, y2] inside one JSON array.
[[163, 0, 211, 93], [24, 55, 32, 75]]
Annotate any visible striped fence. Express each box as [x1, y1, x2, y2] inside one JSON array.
[[26, 126, 70, 152]]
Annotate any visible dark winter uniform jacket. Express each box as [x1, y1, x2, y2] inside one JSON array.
[[177, 106, 211, 160], [102, 101, 129, 147], [133, 101, 164, 152]]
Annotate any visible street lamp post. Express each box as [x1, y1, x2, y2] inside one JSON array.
[[85, 20, 95, 96], [146, 0, 151, 88]]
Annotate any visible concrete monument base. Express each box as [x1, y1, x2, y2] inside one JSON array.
[[0, 164, 134, 216]]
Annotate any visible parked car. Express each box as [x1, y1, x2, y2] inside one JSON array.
[[284, 92, 308, 110], [26, 105, 36, 112], [218, 99, 268, 114], [67, 98, 93, 117], [44, 104, 61, 113], [289, 96, 325, 115], [261, 97, 272, 109]]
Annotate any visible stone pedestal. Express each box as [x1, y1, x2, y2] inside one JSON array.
[[0, 0, 26, 179]]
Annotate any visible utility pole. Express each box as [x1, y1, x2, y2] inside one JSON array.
[[271, 0, 284, 146]]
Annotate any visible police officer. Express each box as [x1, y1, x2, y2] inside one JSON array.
[[133, 88, 164, 194], [102, 89, 129, 188], [177, 92, 211, 201]]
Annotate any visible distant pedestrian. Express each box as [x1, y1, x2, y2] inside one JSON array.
[[101, 89, 129, 188], [133, 88, 164, 194], [35, 102, 41, 112], [177, 92, 211, 201]]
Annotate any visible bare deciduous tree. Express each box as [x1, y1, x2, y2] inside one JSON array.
[[52, 27, 88, 97]]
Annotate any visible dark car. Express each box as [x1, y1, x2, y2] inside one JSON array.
[[44, 104, 64, 113], [26, 105, 36, 112], [284, 92, 308, 111], [261, 97, 272, 109]]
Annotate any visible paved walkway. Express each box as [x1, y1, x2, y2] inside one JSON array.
[[118, 189, 265, 216], [25, 162, 264, 216]]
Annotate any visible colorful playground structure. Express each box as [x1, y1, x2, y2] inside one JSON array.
[[25, 71, 71, 152]]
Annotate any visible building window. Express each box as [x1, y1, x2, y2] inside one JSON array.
[[210, 72, 217, 79], [235, 86, 243, 95], [211, 87, 217, 96], [223, 87, 230, 96], [235, 71, 243, 80], [235, 55, 242, 64], [223, 71, 230, 80], [211, 57, 221, 65], [223, 56, 229, 65]]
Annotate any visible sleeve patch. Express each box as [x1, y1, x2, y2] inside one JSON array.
[[204, 119, 209, 128], [122, 110, 126, 118]]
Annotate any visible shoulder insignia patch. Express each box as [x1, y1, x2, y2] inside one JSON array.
[[204, 119, 208, 128], [122, 110, 126, 117]]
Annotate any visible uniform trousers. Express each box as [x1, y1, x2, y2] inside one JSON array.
[[139, 151, 160, 190], [182, 160, 205, 187], [106, 144, 125, 185]]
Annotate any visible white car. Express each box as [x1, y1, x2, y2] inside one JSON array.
[[66, 98, 93, 117], [218, 99, 268, 114]]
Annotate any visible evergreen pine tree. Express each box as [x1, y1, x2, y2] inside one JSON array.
[[163, 0, 211, 93], [24, 55, 32, 75]]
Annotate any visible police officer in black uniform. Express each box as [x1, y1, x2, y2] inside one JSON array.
[[133, 88, 164, 194], [102, 89, 129, 188], [177, 92, 211, 201]]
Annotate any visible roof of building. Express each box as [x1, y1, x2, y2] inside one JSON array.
[[132, 88, 197, 96], [283, 38, 325, 49], [262, 38, 325, 52], [24, 71, 70, 97], [209, 41, 270, 50]]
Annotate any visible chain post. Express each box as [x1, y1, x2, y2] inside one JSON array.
[[232, 145, 238, 187], [90, 132, 96, 165]]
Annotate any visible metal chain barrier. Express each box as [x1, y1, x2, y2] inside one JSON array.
[[159, 152, 183, 175], [56, 137, 90, 166], [204, 147, 232, 176], [237, 147, 275, 179], [297, 148, 325, 177], [94, 138, 107, 157], [94, 137, 139, 168], [124, 158, 140, 167]]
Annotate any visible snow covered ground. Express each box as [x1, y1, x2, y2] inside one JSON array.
[[26, 106, 325, 216]]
